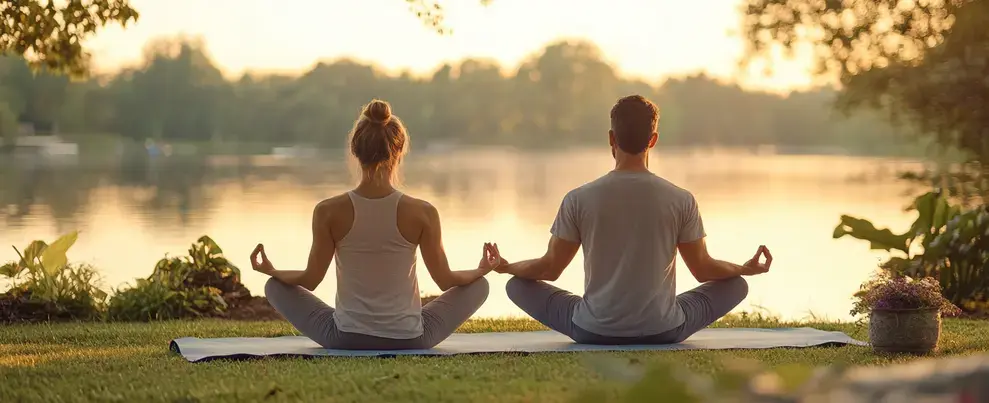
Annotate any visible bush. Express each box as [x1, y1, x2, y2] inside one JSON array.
[[108, 235, 253, 321], [0, 232, 107, 323], [926, 206, 989, 311], [834, 189, 989, 313]]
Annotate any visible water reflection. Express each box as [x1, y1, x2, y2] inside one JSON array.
[[0, 147, 923, 320]]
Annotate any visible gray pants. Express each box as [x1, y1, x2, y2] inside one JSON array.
[[264, 277, 489, 350], [505, 276, 748, 345]]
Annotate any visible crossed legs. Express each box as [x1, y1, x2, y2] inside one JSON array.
[[265, 277, 489, 349], [505, 276, 748, 344]]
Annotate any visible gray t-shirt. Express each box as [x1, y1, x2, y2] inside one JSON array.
[[551, 170, 705, 337]]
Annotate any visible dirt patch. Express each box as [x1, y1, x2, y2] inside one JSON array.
[[220, 293, 283, 321], [0, 290, 101, 324], [2, 288, 453, 323]]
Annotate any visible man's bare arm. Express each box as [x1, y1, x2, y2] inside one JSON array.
[[678, 238, 749, 283], [502, 236, 580, 281]]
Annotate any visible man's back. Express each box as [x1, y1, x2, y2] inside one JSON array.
[[551, 170, 705, 337]]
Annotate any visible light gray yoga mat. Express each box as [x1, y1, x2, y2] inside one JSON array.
[[170, 327, 867, 363]]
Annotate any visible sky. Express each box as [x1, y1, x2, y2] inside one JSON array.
[[85, 0, 821, 93]]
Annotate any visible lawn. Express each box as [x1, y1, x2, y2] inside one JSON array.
[[2, 316, 989, 403]]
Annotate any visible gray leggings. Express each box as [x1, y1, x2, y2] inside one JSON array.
[[505, 276, 748, 345], [264, 277, 489, 350]]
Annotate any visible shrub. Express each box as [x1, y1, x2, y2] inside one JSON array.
[[925, 206, 989, 311], [834, 189, 989, 312], [108, 235, 250, 321], [0, 232, 107, 322]]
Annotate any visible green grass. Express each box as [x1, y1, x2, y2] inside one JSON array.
[[2, 316, 988, 402]]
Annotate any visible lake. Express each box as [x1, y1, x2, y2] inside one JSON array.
[[0, 146, 925, 321]]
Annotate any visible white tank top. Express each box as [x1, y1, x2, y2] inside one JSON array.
[[332, 191, 423, 339]]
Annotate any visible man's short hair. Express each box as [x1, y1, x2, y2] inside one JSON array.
[[610, 95, 659, 154]]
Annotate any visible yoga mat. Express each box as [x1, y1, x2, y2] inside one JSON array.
[[170, 327, 867, 363]]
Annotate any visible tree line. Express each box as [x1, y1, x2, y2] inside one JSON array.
[[0, 38, 910, 153]]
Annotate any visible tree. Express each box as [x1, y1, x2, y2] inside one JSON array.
[[1, 0, 140, 76], [741, 0, 989, 163], [405, 0, 493, 34]]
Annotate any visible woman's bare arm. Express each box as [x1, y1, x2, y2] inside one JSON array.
[[267, 202, 335, 291], [418, 202, 491, 291]]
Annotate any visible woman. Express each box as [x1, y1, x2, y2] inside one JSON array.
[[251, 99, 501, 350]]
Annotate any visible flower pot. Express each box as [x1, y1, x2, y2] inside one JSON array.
[[869, 308, 941, 354]]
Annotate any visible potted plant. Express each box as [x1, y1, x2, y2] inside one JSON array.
[[851, 272, 961, 354]]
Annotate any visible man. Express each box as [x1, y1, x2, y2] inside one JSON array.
[[497, 95, 772, 345]]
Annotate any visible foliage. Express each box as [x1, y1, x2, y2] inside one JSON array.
[[0, 0, 494, 76], [850, 272, 961, 317], [0, 40, 912, 152], [107, 235, 245, 321], [0, 231, 107, 322], [107, 278, 225, 322], [926, 205, 989, 311], [741, 0, 989, 163], [833, 190, 959, 257], [405, 0, 493, 34], [835, 189, 989, 311], [0, 0, 140, 76]]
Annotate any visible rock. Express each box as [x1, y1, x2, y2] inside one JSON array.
[[743, 354, 989, 402]]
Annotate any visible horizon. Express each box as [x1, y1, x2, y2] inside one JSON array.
[[82, 0, 827, 94]]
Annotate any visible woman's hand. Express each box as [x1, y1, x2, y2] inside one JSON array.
[[250, 244, 276, 276], [477, 242, 503, 274]]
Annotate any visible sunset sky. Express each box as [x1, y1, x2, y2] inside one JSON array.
[[85, 0, 820, 92]]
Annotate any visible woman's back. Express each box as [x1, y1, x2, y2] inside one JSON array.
[[257, 99, 495, 350], [329, 190, 423, 339]]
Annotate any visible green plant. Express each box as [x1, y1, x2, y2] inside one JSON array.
[[108, 235, 245, 321], [0, 231, 107, 322], [108, 278, 225, 321], [926, 206, 989, 312], [834, 189, 989, 312], [833, 190, 959, 265]]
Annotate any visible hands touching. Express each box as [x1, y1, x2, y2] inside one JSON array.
[[742, 245, 772, 276], [250, 244, 276, 276], [478, 242, 504, 274], [493, 251, 511, 274]]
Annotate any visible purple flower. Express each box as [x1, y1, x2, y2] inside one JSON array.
[[850, 271, 962, 317]]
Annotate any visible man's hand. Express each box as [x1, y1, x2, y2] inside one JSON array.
[[492, 249, 512, 274], [250, 244, 276, 275], [477, 242, 503, 274], [741, 245, 772, 276]]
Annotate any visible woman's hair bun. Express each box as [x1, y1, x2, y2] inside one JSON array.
[[362, 99, 392, 125]]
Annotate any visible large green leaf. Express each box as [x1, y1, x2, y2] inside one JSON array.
[[40, 231, 79, 275], [908, 191, 960, 241], [197, 236, 222, 255], [833, 215, 910, 254], [21, 240, 48, 266]]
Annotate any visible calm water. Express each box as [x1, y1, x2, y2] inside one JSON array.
[[0, 147, 924, 321]]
